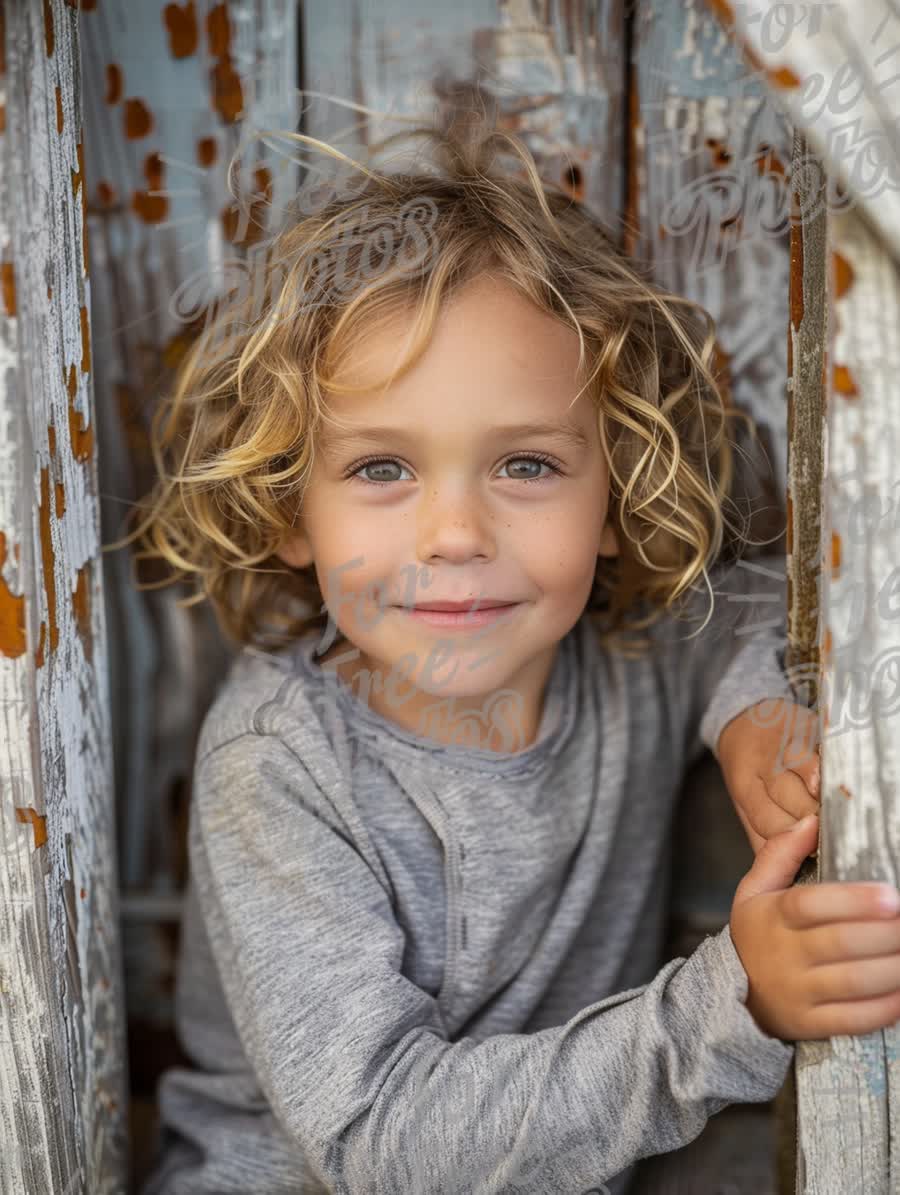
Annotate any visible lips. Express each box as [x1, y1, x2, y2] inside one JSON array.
[[409, 600, 517, 612], [394, 599, 523, 631]]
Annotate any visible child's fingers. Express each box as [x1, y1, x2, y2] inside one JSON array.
[[739, 775, 814, 838], [804, 918, 900, 965], [804, 989, 900, 1039], [764, 770, 821, 822], [806, 953, 900, 1004], [781, 881, 900, 929]]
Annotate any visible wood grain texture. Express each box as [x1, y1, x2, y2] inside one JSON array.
[[791, 182, 900, 1195], [0, 2, 128, 1192]]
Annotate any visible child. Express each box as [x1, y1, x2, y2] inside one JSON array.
[[129, 121, 900, 1194]]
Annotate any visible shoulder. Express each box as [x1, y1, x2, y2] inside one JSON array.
[[194, 634, 348, 788]]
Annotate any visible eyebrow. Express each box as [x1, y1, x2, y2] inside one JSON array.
[[319, 420, 592, 455]]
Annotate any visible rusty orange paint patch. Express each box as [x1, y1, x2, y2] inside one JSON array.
[[132, 190, 168, 223], [789, 220, 804, 333], [47, 284, 52, 300], [833, 363, 859, 398], [105, 63, 123, 105], [833, 251, 854, 299], [55, 480, 65, 518], [210, 57, 244, 124], [43, 0, 54, 57], [754, 142, 785, 178], [56, 85, 63, 133], [68, 384, 94, 461], [73, 562, 93, 663], [220, 164, 272, 244], [38, 467, 58, 657], [822, 626, 832, 666], [71, 141, 90, 273], [124, 97, 154, 139], [0, 531, 26, 658], [831, 531, 841, 577], [197, 135, 218, 167], [48, 423, 56, 456], [15, 807, 48, 849], [80, 887, 86, 899], [704, 137, 732, 169], [205, 6, 243, 124], [132, 151, 169, 223], [838, 783, 852, 800], [80, 304, 91, 373], [1, 259, 15, 316], [164, 1, 199, 58], [206, 3, 231, 55], [705, 0, 735, 24], [145, 151, 164, 188], [767, 65, 801, 89], [96, 180, 117, 206], [0, 103, 5, 134]]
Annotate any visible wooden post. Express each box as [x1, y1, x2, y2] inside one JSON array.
[[777, 124, 828, 1195], [0, 2, 129, 1191], [789, 149, 900, 1195]]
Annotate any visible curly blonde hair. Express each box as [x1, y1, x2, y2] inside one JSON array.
[[105, 117, 771, 657]]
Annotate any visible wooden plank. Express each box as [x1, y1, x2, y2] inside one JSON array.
[[0, 2, 128, 1192], [775, 123, 828, 1195], [790, 173, 900, 1195], [705, 3, 900, 1189]]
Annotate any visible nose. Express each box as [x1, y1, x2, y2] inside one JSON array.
[[416, 482, 495, 565]]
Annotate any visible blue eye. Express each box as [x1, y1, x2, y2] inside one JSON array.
[[350, 458, 411, 484], [500, 454, 561, 481]]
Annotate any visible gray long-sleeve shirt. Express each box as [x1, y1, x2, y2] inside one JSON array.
[[141, 555, 797, 1195]]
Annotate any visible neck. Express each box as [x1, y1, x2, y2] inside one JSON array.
[[314, 636, 560, 754]]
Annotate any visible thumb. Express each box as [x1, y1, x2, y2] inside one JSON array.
[[733, 814, 819, 906]]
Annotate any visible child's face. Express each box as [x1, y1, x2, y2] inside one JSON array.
[[276, 273, 618, 710]]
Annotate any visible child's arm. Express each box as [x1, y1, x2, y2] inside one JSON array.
[[186, 732, 795, 1194], [651, 553, 804, 772]]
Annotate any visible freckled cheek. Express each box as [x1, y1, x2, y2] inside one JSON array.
[[509, 509, 595, 580]]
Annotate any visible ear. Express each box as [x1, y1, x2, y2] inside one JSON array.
[[274, 526, 314, 569], [598, 522, 619, 558]]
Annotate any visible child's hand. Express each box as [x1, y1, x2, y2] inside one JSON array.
[[717, 697, 821, 855], [730, 815, 900, 1040]]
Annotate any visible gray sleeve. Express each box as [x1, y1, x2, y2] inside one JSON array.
[[656, 554, 799, 764], [186, 732, 795, 1194]]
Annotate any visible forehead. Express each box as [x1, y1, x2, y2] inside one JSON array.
[[320, 275, 591, 434]]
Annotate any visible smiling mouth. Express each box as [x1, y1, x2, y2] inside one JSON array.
[[394, 601, 523, 629]]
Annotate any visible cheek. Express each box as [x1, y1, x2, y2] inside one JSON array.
[[515, 501, 603, 581]]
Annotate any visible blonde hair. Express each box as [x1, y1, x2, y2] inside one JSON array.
[[105, 117, 772, 657]]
